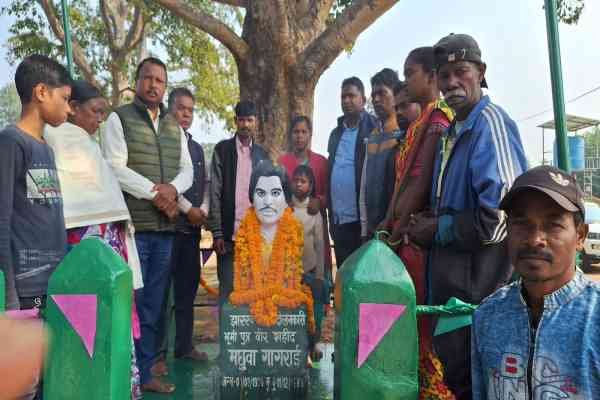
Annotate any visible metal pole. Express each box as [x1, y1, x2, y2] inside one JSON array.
[[60, 0, 74, 77], [542, 127, 545, 165], [544, 0, 570, 172]]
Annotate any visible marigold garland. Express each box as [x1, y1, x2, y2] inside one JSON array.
[[419, 350, 456, 400], [229, 207, 316, 334]]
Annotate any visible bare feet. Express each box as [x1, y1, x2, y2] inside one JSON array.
[[176, 348, 209, 361], [142, 377, 175, 394], [151, 359, 168, 377]]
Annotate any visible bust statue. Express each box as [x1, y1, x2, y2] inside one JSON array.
[[229, 161, 315, 333]]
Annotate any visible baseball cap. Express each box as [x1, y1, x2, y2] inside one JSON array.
[[433, 33, 488, 88], [499, 165, 585, 219]]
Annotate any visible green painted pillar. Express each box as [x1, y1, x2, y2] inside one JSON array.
[[44, 238, 133, 400], [334, 239, 418, 400], [544, 0, 570, 172], [60, 0, 74, 76]]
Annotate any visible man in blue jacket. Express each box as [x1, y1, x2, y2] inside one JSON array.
[[327, 77, 377, 268], [406, 34, 528, 398], [473, 165, 600, 399]]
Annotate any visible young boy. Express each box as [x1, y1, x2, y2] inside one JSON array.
[[0, 54, 72, 310]]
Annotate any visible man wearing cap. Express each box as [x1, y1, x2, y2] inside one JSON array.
[[207, 100, 269, 304], [472, 165, 600, 399], [405, 34, 528, 398]]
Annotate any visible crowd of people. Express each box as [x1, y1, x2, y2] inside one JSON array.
[[1, 31, 600, 400]]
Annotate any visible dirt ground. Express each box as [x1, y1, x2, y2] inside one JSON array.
[[192, 231, 336, 344]]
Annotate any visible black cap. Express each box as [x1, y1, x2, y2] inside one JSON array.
[[433, 33, 488, 88], [235, 100, 257, 117], [499, 165, 585, 219]]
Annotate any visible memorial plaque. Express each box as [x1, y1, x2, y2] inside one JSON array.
[[219, 302, 309, 399]]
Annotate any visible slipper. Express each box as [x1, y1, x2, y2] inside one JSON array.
[[142, 378, 175, 394]]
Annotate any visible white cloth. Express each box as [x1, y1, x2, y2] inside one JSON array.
[[44, 122, 143, 289], [292, 196, 325, 280], [100, 110, 193, 209]]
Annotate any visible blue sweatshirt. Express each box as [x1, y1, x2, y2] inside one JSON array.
[[472, 269, 600, 399]]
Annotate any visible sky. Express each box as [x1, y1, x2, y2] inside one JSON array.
[[1, 0, 600, 165]]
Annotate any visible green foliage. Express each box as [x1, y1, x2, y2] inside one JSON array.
[[0, 83, 21, 127], [1, 0, 239, 130], [557, 0, 585, 25], [147, 0, 239, 131]]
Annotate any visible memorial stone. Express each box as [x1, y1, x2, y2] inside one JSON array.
[[220, 303, 309, 399]]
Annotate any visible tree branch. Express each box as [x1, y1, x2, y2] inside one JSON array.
[[99, 0, 117, 50], [153, 0, 249, 63], [36, 0, 100, 87], [123, 5, 147, 52], [301, 0, 397, 81], [312, 0, 336, 24], [213, 0, 247, 7]]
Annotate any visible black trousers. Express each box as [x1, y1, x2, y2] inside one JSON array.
[[331, 221, 362, 268], [169, 232, 201, 357]]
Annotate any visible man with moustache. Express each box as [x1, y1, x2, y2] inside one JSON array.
[[405, 34, 528, 398], [154, 87, 210, 376], [472, 165, 600, 399], [102, 57, 193, 393], [207, 100, 269, 304]]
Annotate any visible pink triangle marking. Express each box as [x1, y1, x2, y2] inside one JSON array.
[[51, 294, 97, 357], [357, 303, 406, 368]]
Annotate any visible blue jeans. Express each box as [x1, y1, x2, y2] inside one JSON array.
[[133, 232, 174, 384]]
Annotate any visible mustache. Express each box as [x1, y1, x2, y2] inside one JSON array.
[[517, 248, 553, 263], [259, 206, 277, 212], [445, 89, 467, 98]]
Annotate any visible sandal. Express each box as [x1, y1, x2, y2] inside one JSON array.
[[142, 378, 176, 394]]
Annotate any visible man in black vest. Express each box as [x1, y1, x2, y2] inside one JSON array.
[[155, 87, 209, 372], [207, 101, 269, 305], [102, 58, 193, 394]]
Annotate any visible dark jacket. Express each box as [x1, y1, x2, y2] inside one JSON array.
[[428, 96, 528, 397], [176, 132, 206, 234], [207, 136, 269, 242], [428, 96, 528, 306], [327, 111, 377, 227]]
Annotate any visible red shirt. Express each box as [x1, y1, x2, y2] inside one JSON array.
[[278, 150, 329, 208]]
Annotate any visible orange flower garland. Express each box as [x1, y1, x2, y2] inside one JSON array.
[[229, 207, 316, 334]]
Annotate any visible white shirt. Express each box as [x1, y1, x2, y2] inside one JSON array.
[[101, 109, 193, 212]]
